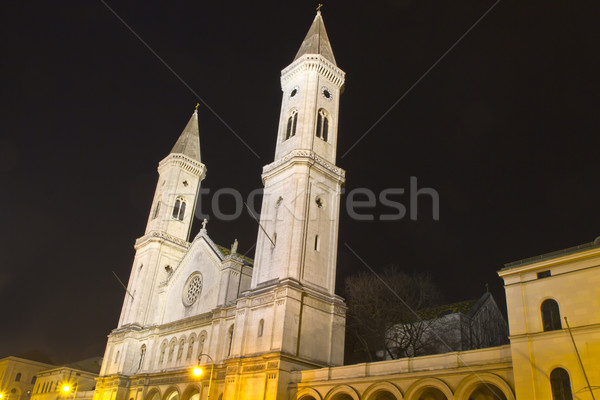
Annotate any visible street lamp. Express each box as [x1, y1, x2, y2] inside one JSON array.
[[192, 353, 214, 400], [61, 382, 78, 400]]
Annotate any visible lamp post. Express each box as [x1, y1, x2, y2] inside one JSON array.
[[192, 353, 214, 400]]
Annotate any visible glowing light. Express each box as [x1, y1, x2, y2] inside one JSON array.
[[0, 394, 4, 399], [192, 367, 202, 376], [62, 386, 71, 393]]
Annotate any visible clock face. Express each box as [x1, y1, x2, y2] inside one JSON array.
[[321, 86, 332, 101]]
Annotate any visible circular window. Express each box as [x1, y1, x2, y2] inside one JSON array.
[[321, 87, 332, 101], [183, 273, 203, 306], [290, 87, 298, 98]]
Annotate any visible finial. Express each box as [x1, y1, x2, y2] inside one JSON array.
[[195, 102, 200, 111], [201, 218, 208, 230], [231, 239, 238, 254], [316, 3, 323, 12], [485, 283, 489, 293]]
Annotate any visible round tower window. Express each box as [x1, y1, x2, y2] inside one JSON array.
[[183, 273, 203, 306], [321, 87, 332, 101], [290, 87, 298, 98]]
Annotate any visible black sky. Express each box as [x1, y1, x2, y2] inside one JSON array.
[[1, 0, 599, 364]]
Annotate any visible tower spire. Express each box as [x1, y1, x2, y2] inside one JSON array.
[[170, 108, 201, 162], [294, 9, 336, 65]]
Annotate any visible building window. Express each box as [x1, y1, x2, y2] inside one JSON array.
[[186, 335, 195, 361], [138, 344, 146, 371], [258, 319, 264, 337], [172, 198, 186, 221], [227, 325, 234, 357], [15, 373, 21, 382], [285, 110, 298, 140], [316, 109, 329, 142], [541, 299, 562, 331], [114, 351, 120, 365], [159, 341, 167, 365], [152, 201, 161, 219], [550, 368, 573, 400], [31, 376, 37, 385], [314, 235, 320, 251], [198, 331, 207, 358], [537, 270, 551, 279], [168, 339, 176, 362], [176, 338, 185, 362]]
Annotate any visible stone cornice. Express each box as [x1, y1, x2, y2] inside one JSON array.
[[262, 150, 345, 182], [281, 55, 345, 89], [134, 230, 191, 250], [158, 153, 206, 178]]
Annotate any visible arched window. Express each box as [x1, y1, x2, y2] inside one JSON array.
[[187, 335, 196, 361], [541, 299, 562, 331], [176, 337, 185, 362], [15, 373, 21, 382], [258, 319, 264, 337], [227, 325, 235, 356], [197, 331, 207, 358], [114, 351, 120, 365], [285, 110, 298, 140], [31, 376, 37, 385], [316, 109, 329, 142], [550, 368, 573, 400], [138, 344, 146, 371], [172, 198, 186, 221], [159, 340, 167, 365], [168, 339, 176, 362], [152, 201, 161, 219]]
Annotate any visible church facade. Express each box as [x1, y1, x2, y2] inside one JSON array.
[[94, 11, 346, 400], [91, 11, 599, 400]]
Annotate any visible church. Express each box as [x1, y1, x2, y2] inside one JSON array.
[[91, 10, 600, 400]]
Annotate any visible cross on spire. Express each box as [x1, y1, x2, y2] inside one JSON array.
[[316, 3, 323, 11]]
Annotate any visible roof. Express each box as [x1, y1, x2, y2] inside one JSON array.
[[418, 293, 492, 320], [217, 244, 254, 266], [294, 11, 336, 65], [64, 356, 103, 374], [502, 237, 600, 271], [170, 110, 201, 161]]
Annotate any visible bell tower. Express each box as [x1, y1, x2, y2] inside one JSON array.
[[251, 11, 346, 297], [118, 109, 206, 328]]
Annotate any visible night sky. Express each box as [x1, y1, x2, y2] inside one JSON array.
[[2, 1, 599, 364]]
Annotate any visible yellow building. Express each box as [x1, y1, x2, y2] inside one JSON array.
[[0, 357, 54, 400], [499, 239, 600, 400], [30, 357, 101, 400]]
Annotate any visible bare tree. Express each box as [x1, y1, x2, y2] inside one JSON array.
[[343, 267, 442, 363]]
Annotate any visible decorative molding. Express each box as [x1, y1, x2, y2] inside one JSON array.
[[281, 55, 345, 88], [243, 363, 265, 372], [262, 150, 345, 179], [251, 294, 275, 307], [266, 361, 279, 369], [158, 154, 206, 178], [135, 231, 191, 250], [226, 366, 238, 374]]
